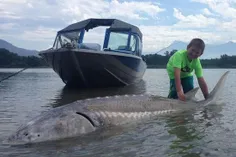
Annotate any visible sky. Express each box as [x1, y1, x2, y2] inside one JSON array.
[[0, 0, 236, 54]]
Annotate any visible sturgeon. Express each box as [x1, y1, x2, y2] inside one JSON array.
[[5, 71, 229, 145]]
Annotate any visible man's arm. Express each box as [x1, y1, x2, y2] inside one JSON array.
[[197, 77, 209, 99], [174, 68, 185, 101], [194, 59, 209, 99]]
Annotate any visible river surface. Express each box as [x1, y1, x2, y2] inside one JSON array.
[[0, 68, 235, 157]]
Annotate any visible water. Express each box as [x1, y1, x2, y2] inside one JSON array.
[[0, 68, 235, 157]]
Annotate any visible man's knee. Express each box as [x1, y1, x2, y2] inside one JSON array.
[[168, 91, 178, 99]]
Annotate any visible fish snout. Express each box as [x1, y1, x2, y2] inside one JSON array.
[[5, 130, 41, 145]]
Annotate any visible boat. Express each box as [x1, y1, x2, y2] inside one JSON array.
[[39, 18, 147, 88]]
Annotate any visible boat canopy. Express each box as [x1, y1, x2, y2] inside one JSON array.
[[57, 18, 142, 41]]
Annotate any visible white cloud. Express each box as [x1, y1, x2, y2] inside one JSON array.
[[0, 0, 165, 26], [1, 0, 27, 4], [0, 0, 236, 53], [60, 0, 108, 21], [20, 26, 58, 42], [0, 10, 22, 19], [0, 23, 18, 30], [27, 3, 33, 8], [60, 0, 165, 21], [190, 0, 236, 42], [202, 8, 214, 16], [0, 0, 27, 19], [0, 0, 61, 20], [0, 0, 166, 51], [191, 0, 236, 19], [220, 19, 236, 30], [38, 16, 51, 19], [139, 25, 223, 53], [107, 0, 165, 20], [173, 8, 218, 28]]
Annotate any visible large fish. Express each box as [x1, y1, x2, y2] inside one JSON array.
[[5, 71, 229, 145]]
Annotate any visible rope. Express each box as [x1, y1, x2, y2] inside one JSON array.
[[0, 68, 27, 83]]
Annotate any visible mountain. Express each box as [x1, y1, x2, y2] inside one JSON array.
[[156, 40, 236, 59], [0, 39, 39, 56]]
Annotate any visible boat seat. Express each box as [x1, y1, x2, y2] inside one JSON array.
[[117, 45, 132, 51], [78, 43, 101, 51]]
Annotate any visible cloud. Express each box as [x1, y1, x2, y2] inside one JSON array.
[[190, 0, 236, 42], [60, 0, 165, 22], [220, 19, 236, 31], [0, 0, 27, 19], [0, 10, 22, 19], [1, 0, 27, 4], [202, 8, 214, 16], [191, 0, 236, 19], [20, 27, 58, 42], [0, 0, 166, 51], [139, 25, 223, 53], [0, 0, 236, 54], [173, 8, 218, 28], [107, 0, 165, 20], [0, 0, 165, 22], [0, 23, 18, 30]]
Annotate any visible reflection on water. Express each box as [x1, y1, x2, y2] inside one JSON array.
[[51, 80, 147, 108], [166, 111, 205, 157], [165, 104, 224, 157]]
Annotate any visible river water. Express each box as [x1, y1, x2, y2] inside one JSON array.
[[0, 68, 235, 157]]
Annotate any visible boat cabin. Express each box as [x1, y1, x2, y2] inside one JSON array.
[[52, 18, 143, 57]]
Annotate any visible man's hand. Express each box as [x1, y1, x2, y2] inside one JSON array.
[[174, 68, 185, 101], [177, 91, 186, 101]]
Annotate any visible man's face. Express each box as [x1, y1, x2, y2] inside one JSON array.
[[187, 46, 203, 59]]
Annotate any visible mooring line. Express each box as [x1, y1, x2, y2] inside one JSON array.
[[0, 68, 27, 83]]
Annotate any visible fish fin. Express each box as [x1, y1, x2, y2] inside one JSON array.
[[207, 71, 230, 103], [185, 87, 199, 101]]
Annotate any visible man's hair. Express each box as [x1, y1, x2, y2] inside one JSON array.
[[187, 38, 205, 53]]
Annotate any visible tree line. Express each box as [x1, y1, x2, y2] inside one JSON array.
[[1, 48, 236, 68], [142, 49, 236, 68], [0, 48, 48, 68]]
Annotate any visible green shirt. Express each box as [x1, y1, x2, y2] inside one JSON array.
[[166, 49, 203, 79]]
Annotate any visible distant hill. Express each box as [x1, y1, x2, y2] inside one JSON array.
[[0, 39, 39, 56], [156, 40, 236, 59], [0, 48, 47, 68]]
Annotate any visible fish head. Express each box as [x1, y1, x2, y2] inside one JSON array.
[[6, 123, 40, 145], [5, 111, 96, 145]]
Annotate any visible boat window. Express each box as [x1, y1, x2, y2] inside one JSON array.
[[137, 36, 142, 56], [52, 32, 81, 49], [107, 32, 129, 50], [56, 38, 61, 49], [61, 35, 72, 47], [130, 35, 137, 52], [52, 35, 62, 49], [62, 31, 80, 44], [53, 36, 59, 49]]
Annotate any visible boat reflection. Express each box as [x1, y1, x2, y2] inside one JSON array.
[[51, 80, 147, 108]]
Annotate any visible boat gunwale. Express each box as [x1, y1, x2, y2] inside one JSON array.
[[39, 48, 144, 60]]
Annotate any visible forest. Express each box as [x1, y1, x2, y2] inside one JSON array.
[[142, 49, 236, 68], [0, 48, 47, 68], [0, 48, 235, 68]]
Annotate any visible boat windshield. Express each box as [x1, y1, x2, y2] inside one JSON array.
[[106, 32, 137, 54], [53, 31, 80, 49], [108, 32, 129, 50]]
